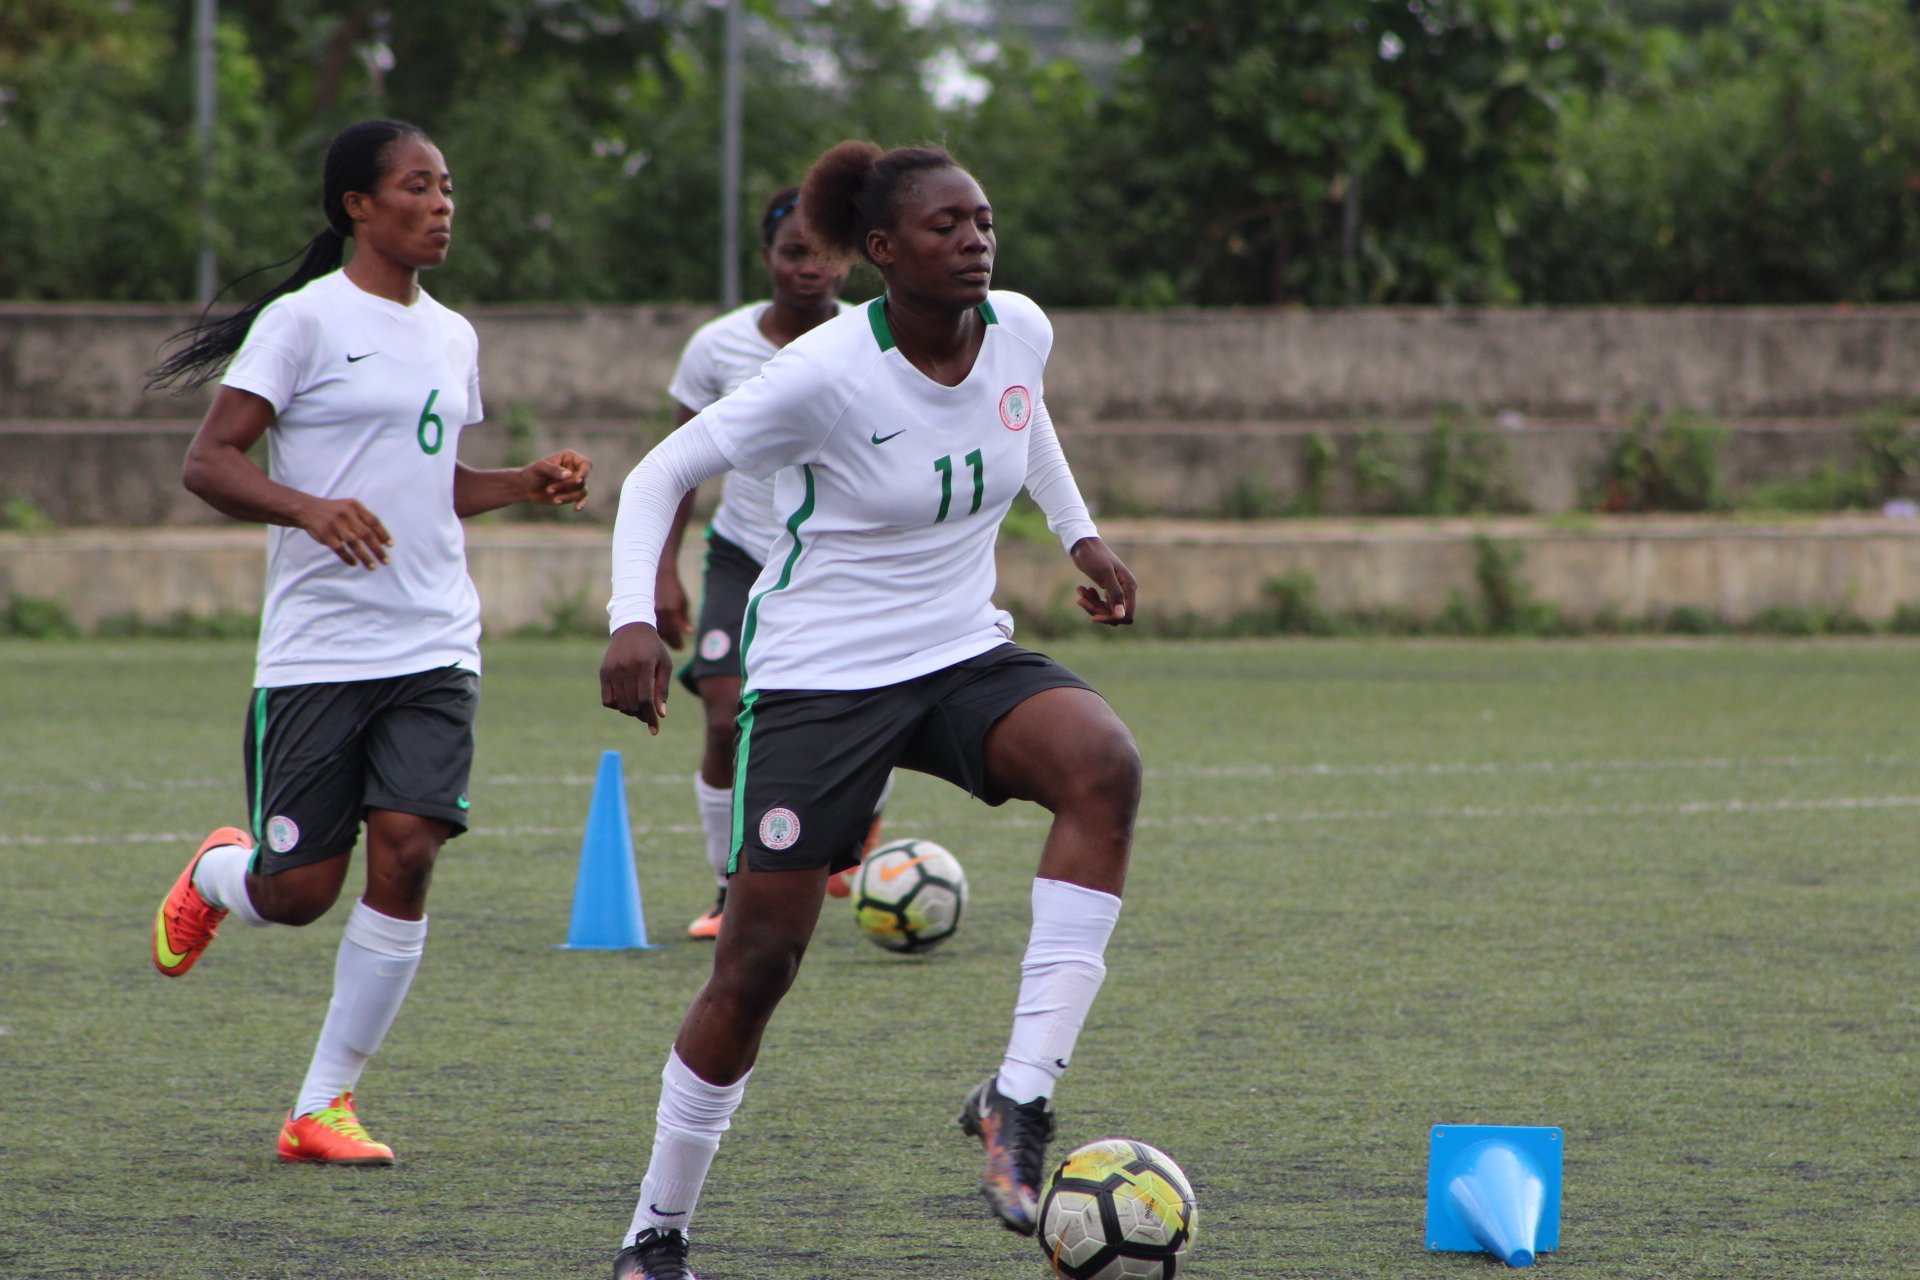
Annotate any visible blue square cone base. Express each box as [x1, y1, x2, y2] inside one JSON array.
[[1425, 1124, 1562, 1267]]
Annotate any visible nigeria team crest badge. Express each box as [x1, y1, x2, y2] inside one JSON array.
[[999, 385, 1032, 431]]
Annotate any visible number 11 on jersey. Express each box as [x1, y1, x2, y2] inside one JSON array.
[[934, 449, 984, 523]]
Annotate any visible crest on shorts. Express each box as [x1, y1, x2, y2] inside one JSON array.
[[699, 629, 731, 662], [266, 815, 300, 852], [758, 806, 801, 850], [999, 385, 1032, 431]]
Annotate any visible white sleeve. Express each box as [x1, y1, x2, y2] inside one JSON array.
[[702, 342, 844, 478], [606, 419, 734, 631], [221, 299, 309, 415], [1022, 396, 1099, 553], [666, 324, 722, 415]]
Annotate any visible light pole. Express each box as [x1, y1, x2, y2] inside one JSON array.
[[720, 0, 743, 309], [194, 0, 218, 304]]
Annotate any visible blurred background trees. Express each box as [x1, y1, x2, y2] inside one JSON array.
[[3, 0, 1918, 307]]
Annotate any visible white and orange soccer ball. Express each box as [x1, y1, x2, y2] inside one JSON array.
[[849, 838, 967, 953]]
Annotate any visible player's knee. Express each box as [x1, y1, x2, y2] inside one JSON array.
[[712, 935, 805, 1016], [1070, 726, 1142, 814], [253, 879, 339, 927]]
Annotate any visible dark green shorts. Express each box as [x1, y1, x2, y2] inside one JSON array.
[[728, 644, 1095, 875], [677, 530, 764, 697], [242, 666, 478, 874]]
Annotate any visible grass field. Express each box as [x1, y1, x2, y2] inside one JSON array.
[[3, 635, 1917, 1279]]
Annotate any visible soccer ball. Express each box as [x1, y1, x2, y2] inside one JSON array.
[[850, 838, 967, 953], [1038, 1138, 1198, 1280]]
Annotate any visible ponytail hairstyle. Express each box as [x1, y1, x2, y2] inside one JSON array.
[[759, 186, 801, 249], [147, 119, 430, 391], [799, 141, 959, 266]]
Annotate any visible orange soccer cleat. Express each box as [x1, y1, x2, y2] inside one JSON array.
[[277, 1092, 396, 1166], [686, 889, 726, 940], [152, 826, 252, 977]]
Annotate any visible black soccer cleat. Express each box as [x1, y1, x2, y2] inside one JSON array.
[[612, 1227, 696, 1280], [959, 1073, 1056, 1235]]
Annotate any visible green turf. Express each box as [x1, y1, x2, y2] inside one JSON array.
[[3, 636, 1917, 1278]]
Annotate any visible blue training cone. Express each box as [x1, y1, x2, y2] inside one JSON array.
[[557, 750, 656, 949], [1425, 1125, 1562, 1268]]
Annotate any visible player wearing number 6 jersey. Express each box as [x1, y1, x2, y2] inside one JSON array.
[[143, 119, 592, 1168], [600, 140, 1141, 1280]]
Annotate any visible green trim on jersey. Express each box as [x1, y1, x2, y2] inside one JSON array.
[[866, 298, 896, 352], [730, 464, 818, 868], [249, 688, 269, 872], [867, 295, 999, 353]]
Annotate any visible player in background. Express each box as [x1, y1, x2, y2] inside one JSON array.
[[653, 187, 892, 940], [599, 140, 1141, 1280], [145, 118, 592, 1166]]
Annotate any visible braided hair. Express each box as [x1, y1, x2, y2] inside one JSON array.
[[148, 119, 429, 391]]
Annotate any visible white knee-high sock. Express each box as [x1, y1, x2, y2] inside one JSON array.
[[192, 842, 269, 927], [293, 901, 427, 1117], [625, 1049, 750, 1246], [695, 774, 734, 886], [996, 878, 1122, 1105]]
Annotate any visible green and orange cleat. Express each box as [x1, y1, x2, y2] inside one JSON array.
[[277, 1092, 396, 1166], [152, 826, 252, 977]]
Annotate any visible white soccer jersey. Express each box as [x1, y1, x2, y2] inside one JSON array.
[[668, 299, 850, 559], [698, 290, 1085, 692], [221, 270, 485, 688]]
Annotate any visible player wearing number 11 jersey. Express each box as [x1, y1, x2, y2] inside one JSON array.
[[600, 140, 1143, 1280], [143, 119, 592, 1167]]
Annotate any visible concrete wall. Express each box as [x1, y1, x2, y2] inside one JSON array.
[[6, 301, 1920, 424], [4, 303, 1913, 528], [8, 518, 1918, 635], [1, 415, 1896, 527]]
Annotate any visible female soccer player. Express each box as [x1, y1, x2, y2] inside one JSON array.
[[145, 118, 592, 1166], [653, 186, 889, 940], [599, 140, 1141, 1280]]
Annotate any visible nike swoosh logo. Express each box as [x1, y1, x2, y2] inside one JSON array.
[[648, 1203, 687, 1217], [346, 351, 377, 363], [870, 429, 905, 445], [1053, 1058, 1069, 1071], [456, 795, 470, 810], [154, 904, 191, 969], [879, 854, 934, 882]]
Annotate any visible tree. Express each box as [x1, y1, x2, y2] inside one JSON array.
[[1082, 0, 1624, 304], [1514, 0, 1920, 303]]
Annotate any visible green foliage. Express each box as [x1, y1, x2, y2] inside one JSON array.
[[92, 609, 260, 639], [1853, 406, 1920, 500], [10, 0, 1920, 306], [1, 595, 80, 639], [1596, 410, 1729, 512], [1410, 408, 1528, 516], [1516, 0, 1920, 303], [1289, 429, 1337, 516], [1, 495, 55, 531], [1082, 0, 1625, 304]]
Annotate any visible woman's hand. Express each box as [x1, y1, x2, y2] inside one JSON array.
[[1070, 537, 1137, 626], [296, 496, 393, 570], [523, 449, 593, 510], [600, 622, 673, 733]]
